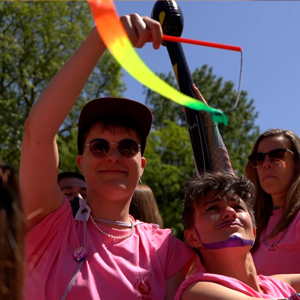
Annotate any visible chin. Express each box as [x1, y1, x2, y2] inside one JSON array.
[[264, 190, 282, 197], [261, 185, 279, 195], [109, 185, 135, 197]]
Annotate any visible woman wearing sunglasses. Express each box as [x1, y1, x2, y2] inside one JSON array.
[[20, 14, 195, 300], [245, 129, 300, 275]]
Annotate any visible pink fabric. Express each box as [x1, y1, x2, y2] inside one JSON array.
[[25, 199, 195, 300], [175, 272, 296, 300], [253, 208, 300, 275]]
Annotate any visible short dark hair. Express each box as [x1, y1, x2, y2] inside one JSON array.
[[77, 97, 153, 156], [57, 172, 85, 183], [80, 114, 143, 156], [182, 171, 256, 230]]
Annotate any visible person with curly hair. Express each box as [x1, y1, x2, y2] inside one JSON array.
[[177, 171, 300, 300]]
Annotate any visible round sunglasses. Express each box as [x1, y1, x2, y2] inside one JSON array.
[[86, 138, 141, 158], [247, 148, 294, 168]]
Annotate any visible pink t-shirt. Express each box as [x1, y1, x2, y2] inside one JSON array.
[[175, 273, 296, 300], [25, 199, 195, 300], [252, 208, 300, 275]]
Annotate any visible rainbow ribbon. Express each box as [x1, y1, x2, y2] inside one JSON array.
[[88, 0, 228, 125]]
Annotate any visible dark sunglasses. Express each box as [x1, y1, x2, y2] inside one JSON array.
[[248, 148, 294, 168], [86, 138, 141, 158]]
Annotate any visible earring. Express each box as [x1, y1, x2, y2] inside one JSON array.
[[139, 178, 142, 184], [81, 168, 84, 175]]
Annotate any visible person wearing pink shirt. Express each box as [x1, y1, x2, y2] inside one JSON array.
[[246, 129, 300, 275], [176, 171, 300, 300], [20, 14, 195, 300]]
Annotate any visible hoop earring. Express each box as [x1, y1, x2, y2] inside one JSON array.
[[139, 178, 142, 184]]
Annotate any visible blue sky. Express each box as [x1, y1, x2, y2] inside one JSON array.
[[114, 1, 300, 136]]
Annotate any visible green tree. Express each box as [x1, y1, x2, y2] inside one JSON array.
[[143, 121, 195, 239], [143, 65, 259, 238], [0, 1, 126, 169]]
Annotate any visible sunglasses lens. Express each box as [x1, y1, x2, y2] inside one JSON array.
[[269, 149, 286, 161], [88, 139, 140, 158], [89, 139, 109, 158], [250, 153, 264, 168], [249, 148, 287, 168], [118, 139, 140, 158]]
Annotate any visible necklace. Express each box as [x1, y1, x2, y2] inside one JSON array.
[[90, 215, 134, 240], [92, 217, 132, 228]]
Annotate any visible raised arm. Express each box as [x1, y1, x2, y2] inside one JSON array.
[[20, 14, 162, 231], [20, 27, 105, 231], [192, 84, 234, 173]]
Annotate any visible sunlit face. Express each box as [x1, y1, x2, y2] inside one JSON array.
[[192, 193, 255, 248], [58, 177, 87, 201], [256, 136, 296, 199], [76, 124, 146, 202]]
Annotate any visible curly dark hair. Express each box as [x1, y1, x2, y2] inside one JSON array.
[[182, 171, 255, 230]]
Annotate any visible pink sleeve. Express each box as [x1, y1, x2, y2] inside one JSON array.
[[175, 273, 296, 300], [260, 275, 296, 298], [25, 198, 78, 272], [163, 233, 196, 280]]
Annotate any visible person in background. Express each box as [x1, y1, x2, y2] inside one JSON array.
[[245, 129, 300, 275], [0, 161, 24, 300], [130, 184, 164, 228], [58, 171, 87, 201], [193, 86, 300, 277], [58, 171, 87, 217], [20, 13, 195, 300], [176, 171, 300, 300]]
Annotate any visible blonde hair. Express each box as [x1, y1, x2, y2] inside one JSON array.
[[245, 129, 300, 252], [130, 185, 164, 228]]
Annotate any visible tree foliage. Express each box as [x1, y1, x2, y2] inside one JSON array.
[[143, 65, 259, 238], [143, 121, 195, 239], [1, 2, 260, 239], [0, 1, 125, 169]]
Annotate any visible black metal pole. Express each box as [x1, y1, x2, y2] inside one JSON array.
[[151, 0, 211, 174]]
